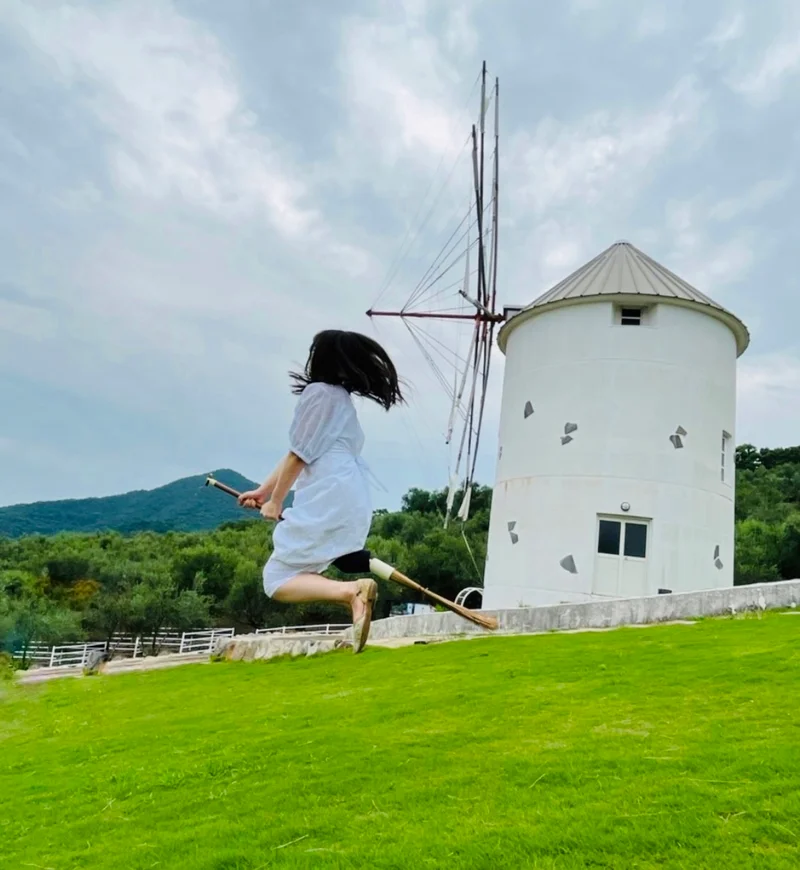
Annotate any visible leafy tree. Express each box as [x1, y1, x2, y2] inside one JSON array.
[[735, 467, 792, 524], [45, 555, 91, 588], [759, 446, 800, 469], [129, 571, 211, 654], [225, 563, 271, 630], [68, 579, 102, 610], [172, 547, 237, 604], [734, 519, 783, 586], [0, 580, 14, 653], [401, 484, 492, 518], [0, 581, 84, 665], [84, 584, 138, 645], [777, 513, 800, 580], [735, 444, 761, 471]]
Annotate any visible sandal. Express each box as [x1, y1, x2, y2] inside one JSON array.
[[352, 578, 378, 654]]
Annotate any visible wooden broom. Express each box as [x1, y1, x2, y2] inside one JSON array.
[[204, 476, 498, 631]]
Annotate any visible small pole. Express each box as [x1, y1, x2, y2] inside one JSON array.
[[49, 646, 56, 668]]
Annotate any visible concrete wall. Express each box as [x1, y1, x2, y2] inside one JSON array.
[[484, 299, 740, 609], [367, 579, 800, 641]]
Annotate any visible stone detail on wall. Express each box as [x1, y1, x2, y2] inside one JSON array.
[[670, 425, 687, 449], [559, 555, 578, 574]]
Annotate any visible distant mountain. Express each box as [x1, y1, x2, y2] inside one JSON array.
[[0, 470, 295, 538]]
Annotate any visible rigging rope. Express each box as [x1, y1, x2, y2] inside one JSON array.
[[371, 75, 483, 312]]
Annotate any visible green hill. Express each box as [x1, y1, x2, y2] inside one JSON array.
[[2, 613, 799, 868], [0, 470, 294, 538]]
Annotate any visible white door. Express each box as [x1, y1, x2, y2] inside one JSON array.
[[592, 516, 650, 598]]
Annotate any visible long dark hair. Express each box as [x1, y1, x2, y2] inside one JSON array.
[[290, 330, 404, 410]]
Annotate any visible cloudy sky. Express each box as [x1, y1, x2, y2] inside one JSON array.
[[1, 0, 799, 510]]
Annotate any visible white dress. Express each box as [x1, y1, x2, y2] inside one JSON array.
[[262, 382, 373, 596]]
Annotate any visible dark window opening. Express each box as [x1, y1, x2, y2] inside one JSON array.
[[623, 522, 648, 558], [598, 520, 621, 555], [620, 307, 642, 325]]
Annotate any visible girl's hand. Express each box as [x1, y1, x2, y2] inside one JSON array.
[[260, 499, 283, 522], [238, 489, 266, 509]]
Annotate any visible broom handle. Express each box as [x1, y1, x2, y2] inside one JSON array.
[[206, 478, 242, 500], [390, 569, 462, 610]]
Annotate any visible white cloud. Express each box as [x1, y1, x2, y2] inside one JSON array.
[[507, 76, 707, 216], [338, 8, 474, 170], [442, 2, 480, 55], [0, 298, 57, 341], [5, 0, 320, 238], [509, 219, 594, 299], [658, 170, 792, 301], [738, 351, 800, 446], [707, 175, 793, 221], [704, 11, 745, 48], [731, 32, 800, 105], [663, 197, 758, 293], [0, 0, 377, 396], [635, 4, 669, 39], [569, 0, 601, 12], [53, 182, 104, 212]]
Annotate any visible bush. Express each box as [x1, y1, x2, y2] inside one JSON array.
[[0, 651, 16, 681]]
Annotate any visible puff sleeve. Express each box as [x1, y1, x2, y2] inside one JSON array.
[[288, 384, 348, 464]]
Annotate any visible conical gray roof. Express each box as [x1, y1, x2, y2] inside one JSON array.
[[499, 240, 749, 355]]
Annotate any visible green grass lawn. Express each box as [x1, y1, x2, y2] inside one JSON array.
[[2, 613, 800, 869]]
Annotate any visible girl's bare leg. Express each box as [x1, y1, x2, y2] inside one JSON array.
[[272, 574, 368, 622]]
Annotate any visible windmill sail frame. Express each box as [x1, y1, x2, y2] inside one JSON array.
[[366, 61, 503, 526]]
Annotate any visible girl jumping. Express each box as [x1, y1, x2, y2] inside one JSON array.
[[237, 330, 404, 653]]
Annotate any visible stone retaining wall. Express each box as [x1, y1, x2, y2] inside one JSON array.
[[218, 633, 350, 661], [367, 579, 800, 640]]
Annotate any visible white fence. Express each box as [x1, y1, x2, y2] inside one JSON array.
[[16, 627, 236, 669], [255, 623, 350, 636]]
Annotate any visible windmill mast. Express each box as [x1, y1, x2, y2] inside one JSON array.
[[366, 61, 503, 524]]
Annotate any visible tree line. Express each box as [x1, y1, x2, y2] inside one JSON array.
[[2, 444, 799, 666], [0, 485, 491, 666]]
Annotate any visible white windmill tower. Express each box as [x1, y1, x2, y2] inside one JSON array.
[[482, 240, 750, 610]]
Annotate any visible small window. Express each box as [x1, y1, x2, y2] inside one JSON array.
[[598, 520, 621, 555], [615, 304, 654, 326], [721, 431, 732, 483], [623, 523, 648, 558]]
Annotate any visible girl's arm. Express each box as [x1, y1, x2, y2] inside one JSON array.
[[258, 456, 287, 498], [265, 451, 306, 516], [238, 455, 288, 506]]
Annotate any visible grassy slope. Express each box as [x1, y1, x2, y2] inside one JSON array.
[[2, 613, 799, 869]]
